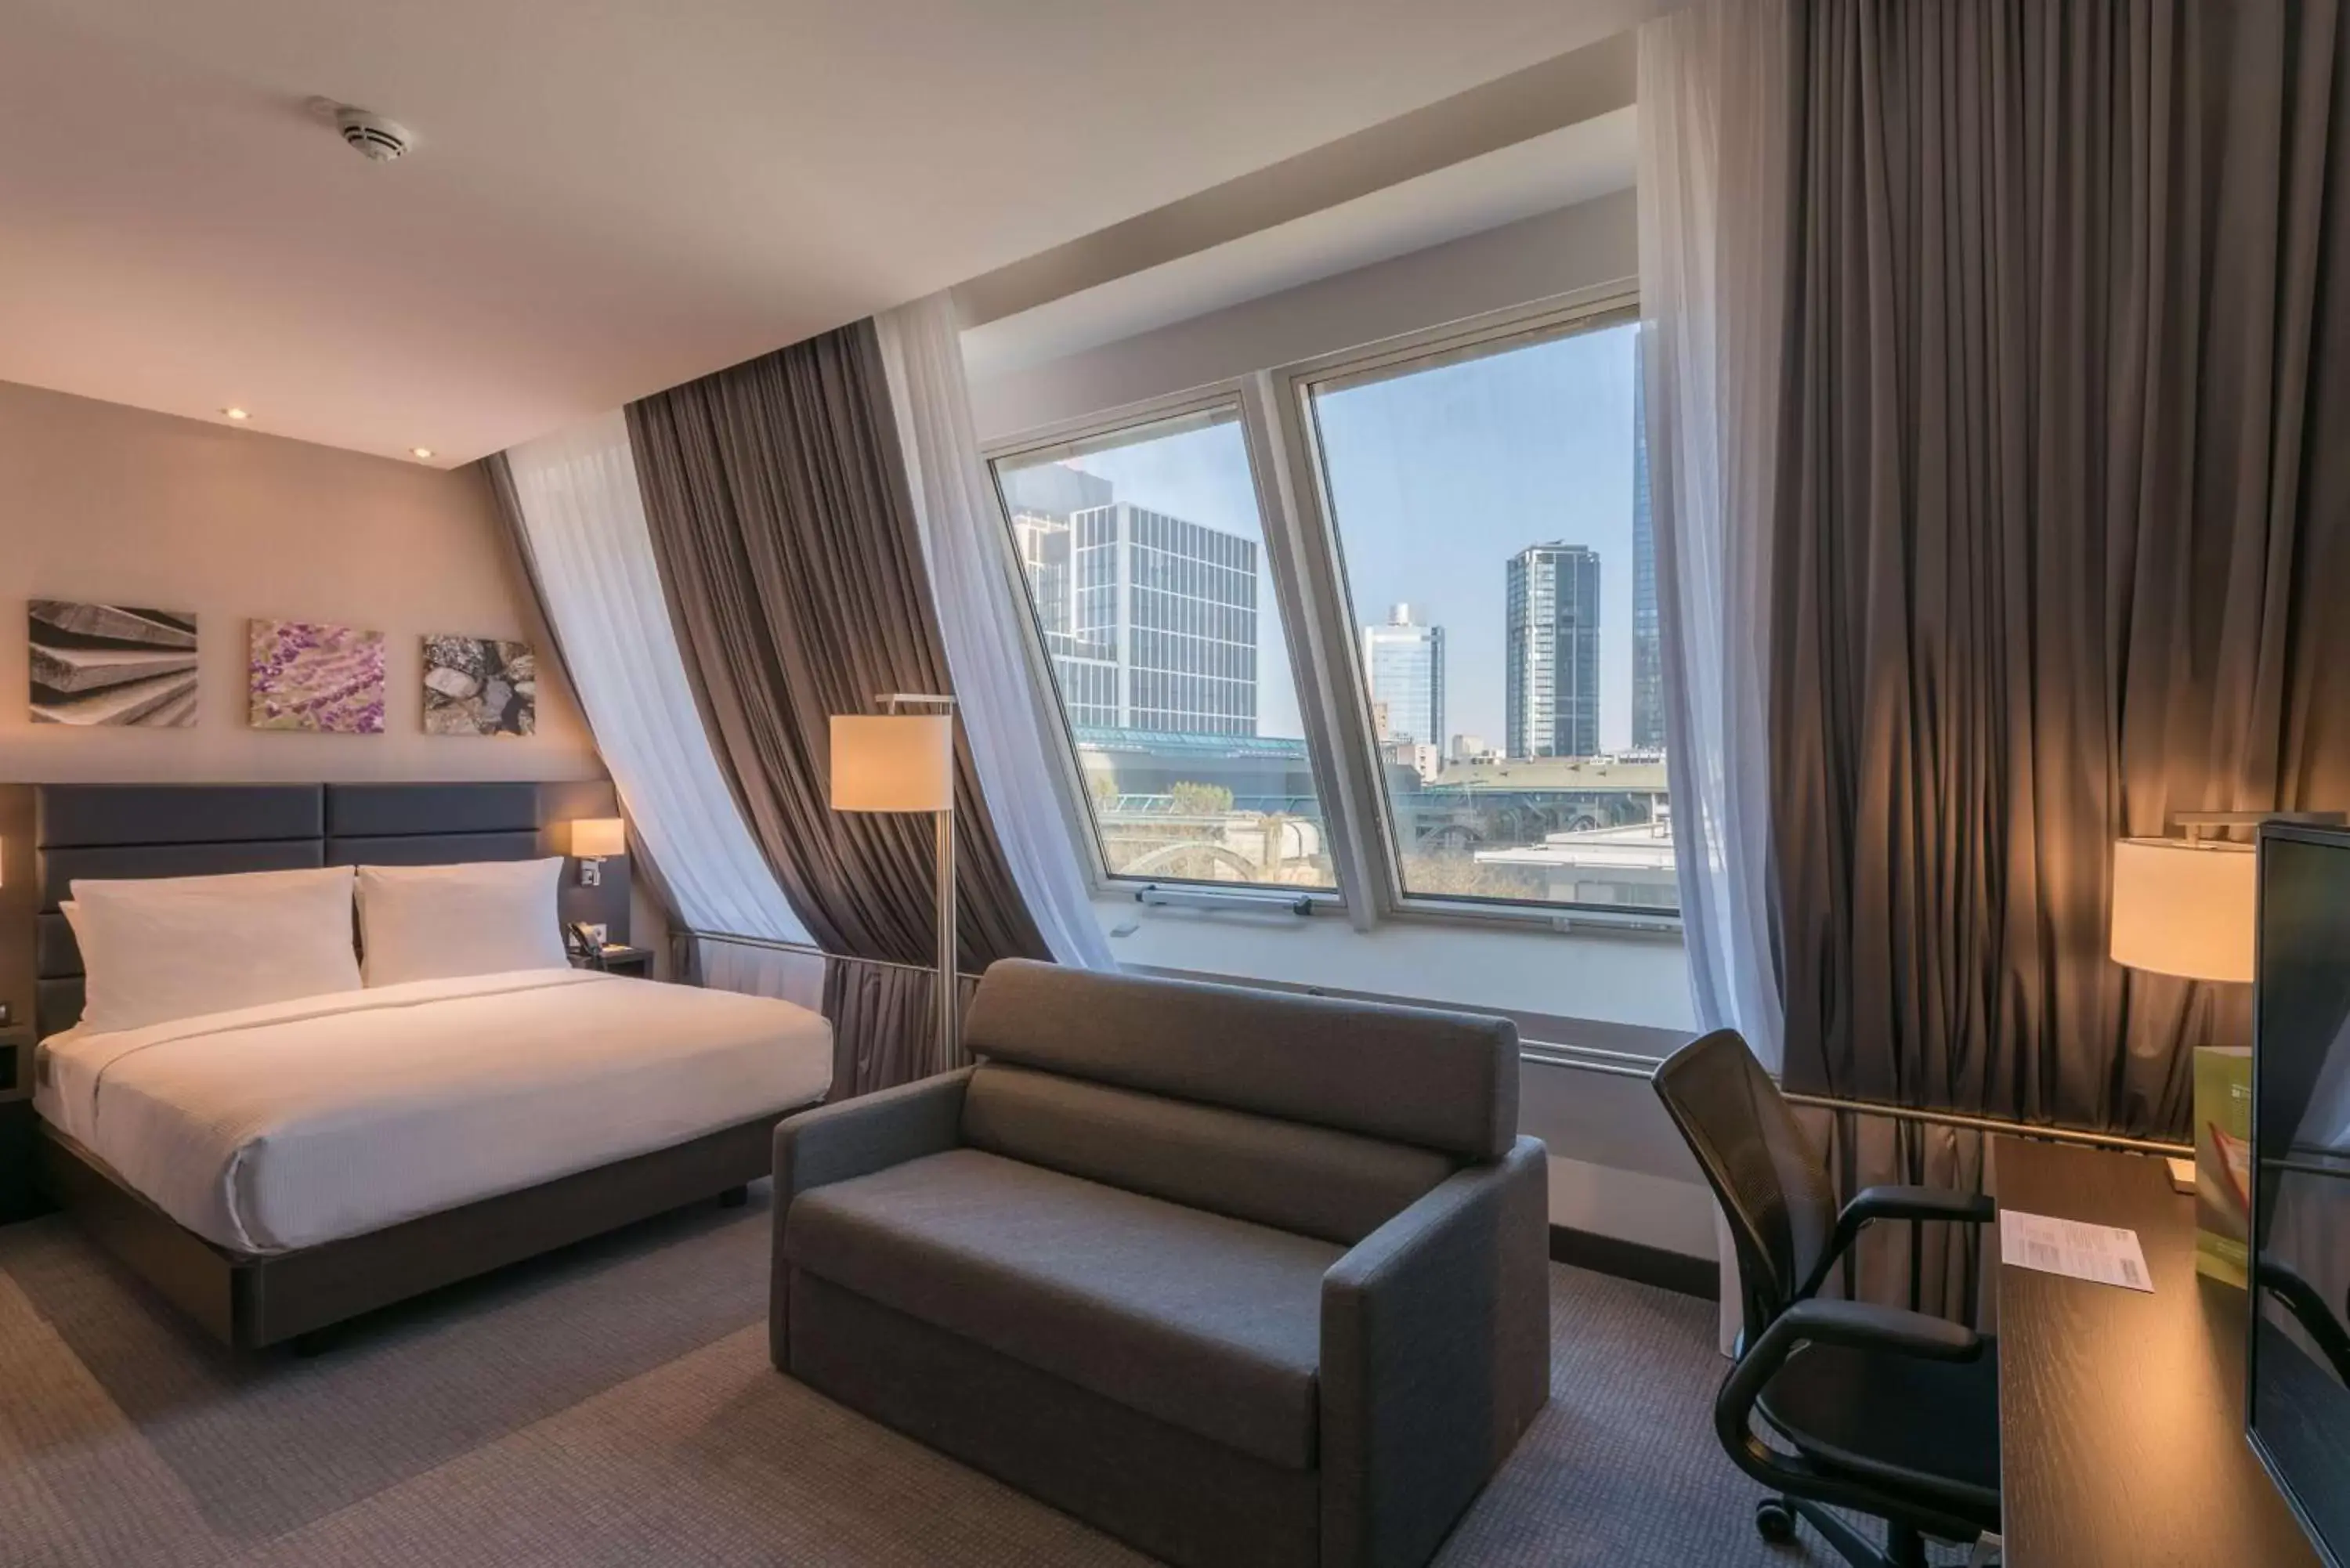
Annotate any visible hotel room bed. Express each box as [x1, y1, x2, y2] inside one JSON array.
[[36, 968, 831, 1254], [18, 779, 835, 1352]]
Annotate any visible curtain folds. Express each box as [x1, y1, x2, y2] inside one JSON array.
[[1770, 0, 2350, 1140], [1639, 0, 1800, 1071], [1646, 0, 2347, 1317], [627, 320, 1050, 1097], [488, 414, 813, 953], [873, 294, 1115, 970]]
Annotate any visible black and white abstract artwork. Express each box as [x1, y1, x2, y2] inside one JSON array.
[[30, 600, 200, 726], [422, 634, 536, 736]]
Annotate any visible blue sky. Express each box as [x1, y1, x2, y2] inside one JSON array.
[[1040, 321, 1640, 751]]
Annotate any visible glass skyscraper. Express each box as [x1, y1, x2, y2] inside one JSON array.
[[1505, 542, 1601, 759], [1361, 603, 1444, 746], [1004, 469, 1259, 737]]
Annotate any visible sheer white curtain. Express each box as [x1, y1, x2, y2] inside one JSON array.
[[1640, 0, 1794, 1071], [1641, 0, 1799, 1354], [875, 293, 1115, 969], [502, 412, 823, 1003]]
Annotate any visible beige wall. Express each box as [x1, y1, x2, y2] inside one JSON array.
[[0, 380, 602, 784]]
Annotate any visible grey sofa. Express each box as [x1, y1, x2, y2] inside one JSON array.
[[770, 959, 1549, 1568]]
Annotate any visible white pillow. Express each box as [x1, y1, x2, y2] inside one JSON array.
[[66, 865, 363, 1035], [354, 858, 569, 987]]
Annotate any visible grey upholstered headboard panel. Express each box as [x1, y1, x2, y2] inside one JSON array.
[[31, 780, 625, 1037]]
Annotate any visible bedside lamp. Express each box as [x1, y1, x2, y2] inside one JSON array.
[[569, 817, 627, 888], [830, 696, 958, 1071]]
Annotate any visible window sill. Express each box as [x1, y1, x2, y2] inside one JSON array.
[[1096, 892, 1694, 1038]]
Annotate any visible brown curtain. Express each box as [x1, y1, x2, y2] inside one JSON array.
[[1772, 0, 2350, 1132], [1763, 0, 2350, 1309], [627, 320, 1049, 1096]]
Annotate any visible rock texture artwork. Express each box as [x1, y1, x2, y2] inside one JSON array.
[[248, 619, 385, 733], [422, 634, 536, 736], [29, 601, 200, 725]]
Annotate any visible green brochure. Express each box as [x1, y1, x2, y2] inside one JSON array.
[[2194, 1046, 2253, 1288]]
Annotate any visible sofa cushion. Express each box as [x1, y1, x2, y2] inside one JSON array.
[[962, 1063, 1453, 1245], [783, 1147, 1340, 1469], [964, 959, 1519, 1160]]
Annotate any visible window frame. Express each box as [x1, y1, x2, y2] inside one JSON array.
[[978, 280, 1680, 936], [1264, 281, 1669, 932], [980, 381, 1354, 912]]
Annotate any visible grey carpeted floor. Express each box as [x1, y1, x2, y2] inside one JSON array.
[[0, 1183, 1891, 1567]]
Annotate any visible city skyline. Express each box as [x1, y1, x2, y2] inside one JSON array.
[[997, 322, 1644, 753], [1008, 472, 1651, 762]]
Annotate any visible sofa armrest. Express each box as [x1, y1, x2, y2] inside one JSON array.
[[1320, 1135, 1549, 1568], [770, 1068, 971, 1366]]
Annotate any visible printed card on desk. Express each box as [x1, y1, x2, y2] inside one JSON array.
[[1999, 1209, 2155, 1292]]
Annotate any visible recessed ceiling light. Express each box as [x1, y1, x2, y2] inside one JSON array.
[[410, 447, 435, 460], [222, 406, 251, 421]]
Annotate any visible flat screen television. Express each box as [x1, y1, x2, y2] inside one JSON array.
[[2251, 822, 2350, 1568]]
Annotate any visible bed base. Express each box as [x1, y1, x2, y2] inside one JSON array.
[[34, 1114, 788, 1351]]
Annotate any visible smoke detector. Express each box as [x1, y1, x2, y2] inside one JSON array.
[[332, 104, 413, 162]]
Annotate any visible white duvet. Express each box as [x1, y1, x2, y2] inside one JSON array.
[[35, 969, 832, 1254]]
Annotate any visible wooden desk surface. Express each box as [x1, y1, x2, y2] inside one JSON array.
[[1992, 1136, 2322, 1568]]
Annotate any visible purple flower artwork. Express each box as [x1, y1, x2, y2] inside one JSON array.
[[248, 619, 386, 734]]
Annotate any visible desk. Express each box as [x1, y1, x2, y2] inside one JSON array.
[[1992, 1136, 2321, 1567]]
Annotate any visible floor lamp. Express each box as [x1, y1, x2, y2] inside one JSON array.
[[830, 695, 960, 1073]]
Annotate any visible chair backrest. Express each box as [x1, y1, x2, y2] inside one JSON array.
[[962, 959, 1519, 1161], [1652, 1029, 1839, 1346], [956, 959, 1517, 1244]]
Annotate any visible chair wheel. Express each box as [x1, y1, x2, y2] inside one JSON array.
[[1755, 1498, 1797, 1544]]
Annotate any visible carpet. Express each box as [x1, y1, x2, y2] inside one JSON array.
[[0, 1183, 1918, 1566]]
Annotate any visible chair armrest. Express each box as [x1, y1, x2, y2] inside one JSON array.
[[1713, 1298, 1987, 1532], [1321, 1136, 1548, 1568], [769, 1068, 971, 1365], [772, 1067, 972, 1212], [1799, 1184, 1996, 1300]]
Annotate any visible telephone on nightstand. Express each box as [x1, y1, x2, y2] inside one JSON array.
[[564, 922, 602, 961]]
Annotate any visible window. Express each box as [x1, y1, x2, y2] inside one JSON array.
[[981, 290, 1672, 926], [991, 406, 1335, 891], [1300, 306, 1678, 913]]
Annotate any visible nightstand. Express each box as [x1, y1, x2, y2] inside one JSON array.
[[573, 945, 656, 979], [0, 1030, 42, 1227]]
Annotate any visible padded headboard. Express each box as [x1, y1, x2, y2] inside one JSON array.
[[31, 780, 626, 1037]]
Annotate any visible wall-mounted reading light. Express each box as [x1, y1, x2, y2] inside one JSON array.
[[222, 407, 251, 421], [569, 818, 626, 887]]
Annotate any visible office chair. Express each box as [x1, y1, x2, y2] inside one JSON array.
[[1653, 1030, 2003, 1568]]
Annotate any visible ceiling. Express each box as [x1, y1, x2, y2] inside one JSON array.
[[0, 0, 1663, 467]]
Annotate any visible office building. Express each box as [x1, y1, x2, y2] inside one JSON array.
[[1506, 542, 1601, 760], [1361, 603, 1444, 748], [1010, 497, 1258, 737]]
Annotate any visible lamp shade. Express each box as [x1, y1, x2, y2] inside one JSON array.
[[830, 714, 954, 812], [2110, 837, 2255, 983], [569, 818, 627, 858]]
